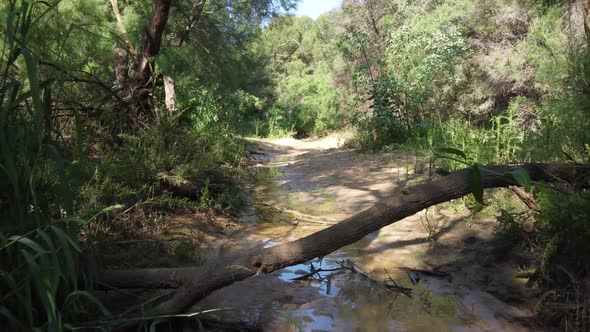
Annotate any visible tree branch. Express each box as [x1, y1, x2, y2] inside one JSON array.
[[109, 0, 136, 54], [173, 0, 207, 47]]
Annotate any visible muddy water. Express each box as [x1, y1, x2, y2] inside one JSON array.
[[193, 143, 529, 331]]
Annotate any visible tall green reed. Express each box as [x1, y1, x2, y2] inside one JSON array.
[[0, 1, 108, 330]]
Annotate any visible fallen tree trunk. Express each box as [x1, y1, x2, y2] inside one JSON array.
[[101, 163, 588, 326]]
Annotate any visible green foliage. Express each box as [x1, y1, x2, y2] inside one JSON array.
[[493, 209, 528, 250], [535, 190, 590, 283], [340, 0, 589, 169], [197, 179, 213, 211], [251, 14, 348, 137], [282, 67, 343, 135], [267, 115, 296, 139], [504, 168, 532, 192], [343, 1, 469, 149], [252, 104, 296, 138], [402, 97, 542, 167], [79, 104, 245, 218], [184, 88, 245, 166], [491, 188, 590, 329], [0, 2, 107, 330]]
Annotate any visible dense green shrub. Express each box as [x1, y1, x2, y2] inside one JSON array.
[[339, 0, 589, 165], [534, 190, 590, 283], [79, 95, 246, 215], [251, 14, 348, 137]]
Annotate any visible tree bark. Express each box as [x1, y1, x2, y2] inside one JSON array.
[[113, 45, 129, 87], [163, 75, 176, 112], [131, 0, 172, 99], [584, 0, 590, 47], [101, 163, 588, 327], [110, 0, 134, 90]]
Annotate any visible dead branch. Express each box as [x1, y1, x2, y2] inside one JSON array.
[[395, 266, 450, 279], [254, 201, 338, 225], [509, 186, 542, 212], [291, 265, 343, 281], [384, 269, 414, 298], [339, 260, 413, 298]]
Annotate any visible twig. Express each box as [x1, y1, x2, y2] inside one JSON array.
[[291, 266, 343, 281], [561, 149, 580, 165], [384, 269, 413, 298], [396, 266, 449, 278], [38, 60, 122, 102]]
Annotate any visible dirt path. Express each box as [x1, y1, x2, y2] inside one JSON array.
[[194, 135, 535, 331], [248, 136, 413, 220]]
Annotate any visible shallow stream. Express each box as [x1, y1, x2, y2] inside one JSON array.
[[193, 143, 529, 331]]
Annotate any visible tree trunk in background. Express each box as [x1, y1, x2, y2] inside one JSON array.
[[109, 0, 135, 53], [101, 163, 590, 330], [113, 45, 129, 87], [365, 0, 381, 36], [110, 0, 132, 92], [109, 0, 172, 113], [110, 0, 208, 114], [585, 0, 590, 46], [163, 75, 176, 112], [128, 0, 171, 105]]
